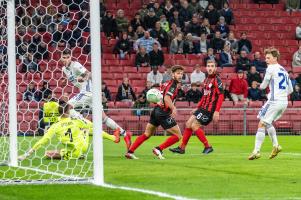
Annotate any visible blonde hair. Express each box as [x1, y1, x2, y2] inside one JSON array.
[[264, 47, 280, 60], [206, 60, 217, 66]]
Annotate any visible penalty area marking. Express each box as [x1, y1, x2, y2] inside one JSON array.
[[103, 183, 197, 200]]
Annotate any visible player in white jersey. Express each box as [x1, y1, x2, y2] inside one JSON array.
[[60, 49, 132, 149], [248, 47, 293, 160]]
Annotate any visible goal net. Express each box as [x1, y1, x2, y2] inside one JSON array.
[[0, 0, 103, 184]]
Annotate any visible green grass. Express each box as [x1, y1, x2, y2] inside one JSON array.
[[1, 136, 301, 199]]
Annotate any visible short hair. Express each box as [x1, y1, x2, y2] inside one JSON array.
[[191, 82, 197, 87], [58, 101, 70, 115], [264, 47, 280, 60], [206, 60, 217, 66], [62, 49, 71, 55], [241, 32, 247, 36], [171, 65, 184, 73]]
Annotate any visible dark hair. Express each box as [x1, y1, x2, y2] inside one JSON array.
[[58, 101, 70, 115], [62, 49, 71, 55], [288, 70, 293, 74], [171, 65, 184, 73]]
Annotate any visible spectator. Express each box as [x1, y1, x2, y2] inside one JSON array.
[[237, 32, 252, 54], [190, 0, 204, 15], [219, 2, 234, 25], [144, 8, 159, 30], [220, 43, 233, 67], [204, 4, 220, 25], [191, 64, 206, 85], [21, 53, 40, 73], [131, 13, 144, 32], [162, 67, 172, 83], [198, 0, 209, 11], [0, 53, 7, 73], [101, 11, 118, 38], [150, 21, 169, 47], [116, 77, 136, 102], [149, 43, 164, 67], [291, 84, 301, 101], [296, 73, 301, 85], [36, 42, 49, 60], [153, 2, 164, 18], [196, 33, 210, 54], [200, 18, 214, 38], [102, 82, 112, 101], [169, 9, 185, 30], [181, 73, 190, 85], [179, 0, 193, 23], [160, 15, 170, 33], [136, 26, 145, 39], [248, 81, 264, 101], [134, 31, 161, 53], [115, 9, 129, 33], [127, 26, 138, 42], [286, 0, 300, 12], [183, 33, 198, 54], [292, 45, 301, 67], [132, 94, 150, 116], [52, 23, 71, 47], [215, 16, 230, 39], [40, 81, 52, 101], [289, 71, 297, 87], [252, 51, 267, 73], [139, 4, 149, 20], [113, 33, 132, 59], [236, 50, 251, 72], [204, 48, 218, 64], [135, 46, 150, 68], [163, 0, 175, 19], [296, 22, 301, 40], [225, 31, 238, 54], [142, 81, 153, 97], [147, 66, 163, 86], [170, 33, 184, 54], [229, 70, 248, 104], [247, 66, 262, 87], [185, 15, 201, 37], [23, 82, 41, 102], [186, 83, 203, 103], [176, 84, 186, 101], [210, 31, 225, 53], [168, 22, 182, 43]]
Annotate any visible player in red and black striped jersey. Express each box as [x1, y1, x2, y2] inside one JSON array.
[[170, 60, 224, 154], [125, 65, 184, 159]]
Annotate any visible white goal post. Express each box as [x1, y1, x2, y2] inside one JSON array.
[[0, 0, 104, 185]]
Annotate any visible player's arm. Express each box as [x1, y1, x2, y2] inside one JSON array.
[[164, 83, 177, 118], [75, 62, 90, 82], [259, 67, 272, 90], [18, 125, 56, 161], [213, 77, 225, 122]]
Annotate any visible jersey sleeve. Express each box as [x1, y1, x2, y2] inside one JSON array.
[[215, 77, 224, 112], [166, 81, 177, 97], [74, 62, 87, 75], [32, 124, 57, 151], [260, 67, 272, 90]]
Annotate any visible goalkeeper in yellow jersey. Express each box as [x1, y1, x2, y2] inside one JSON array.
[[18, 102, 119, 161]]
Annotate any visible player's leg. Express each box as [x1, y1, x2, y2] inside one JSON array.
[[125, 123, 157, 159], [191, 120, 213, 154], [169, 115, 195, 154]]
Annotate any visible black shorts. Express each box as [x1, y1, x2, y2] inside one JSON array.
[[193, 108, 213, 126], [149, 106, 177, 130]]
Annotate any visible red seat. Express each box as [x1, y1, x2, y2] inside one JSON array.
[[293, 101, 301, 107], [105, 60, 120, 66], [173, 54, 185, 60], [109, 66, 123, 73], [176, 60, 190, 66], [222, 101, 234, 108], [248, 101, 263, 108], [103, 54, 116, 60], [175, 101, 190, 108], [115, 101, 133, 108]]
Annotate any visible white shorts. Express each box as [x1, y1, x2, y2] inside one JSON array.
[[68, 92, 92, 109], [257, 101, 288, 125]]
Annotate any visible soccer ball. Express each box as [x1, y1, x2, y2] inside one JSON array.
[[146, 88, 162, 103]]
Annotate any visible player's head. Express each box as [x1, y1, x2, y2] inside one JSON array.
[[61, 49, 72, 66], [58, 101, 72, 117], [206, 60, 217, 75], [171, 65, 184, 83], [264, 47, 280, 65]]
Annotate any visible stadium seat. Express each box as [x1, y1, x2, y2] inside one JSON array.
[[115, 101, 133, 108], [248, 101, 263, 108], [175, 101, 189, 108], [222, 101, 234, 108], [176, 60, 190, 66], [293, 101, 301, 107]]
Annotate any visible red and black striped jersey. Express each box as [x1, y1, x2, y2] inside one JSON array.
[[197, 74, 224, 113], [158, 79, 179, 111]]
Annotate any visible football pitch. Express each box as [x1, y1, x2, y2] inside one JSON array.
[[1, 136, 301, 200]]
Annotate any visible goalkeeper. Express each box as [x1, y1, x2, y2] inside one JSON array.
[[19, 102, 119, 160]]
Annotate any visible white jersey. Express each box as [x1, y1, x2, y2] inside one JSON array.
[[63, 61, 92, 93], [260, 64, 293, 103]]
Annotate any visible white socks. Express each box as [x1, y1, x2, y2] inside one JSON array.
[[254, 127, 265, 153], [267, 125, 278, 147], [103, 116, 126, 136]]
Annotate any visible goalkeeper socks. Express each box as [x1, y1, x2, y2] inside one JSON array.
[[103, 116, 126, 136], [254, 127, 265, 152], [128, 134, 149, 153], [102, 131, 116, 142], [180, 128, 193, 150], [159, 134, 180, 151], [195, 128, 210, 148], [267, 125, 278, 147]]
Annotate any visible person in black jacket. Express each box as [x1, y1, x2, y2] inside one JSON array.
[[247, 66, 262, 87], [236, 50, 251, 72], [149, 43, 164, 67], [210, 31, 225, 53], [186, 83, 203, 103], [150, 21, 169, 47], [135, 46, 150, 68], [102, 82, 112, 101], [237, 32, 252, 54], [144, 8, 159, 30], [101, 11, 118, 38], [113, 33, 132, 58], [185, 16, 201, 36], [169, 9, 185, 30], [116, 77, 136, 102], [291, 84, 301, 101], [203, 4, 220, 25], [131, 13, 144, 31]]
